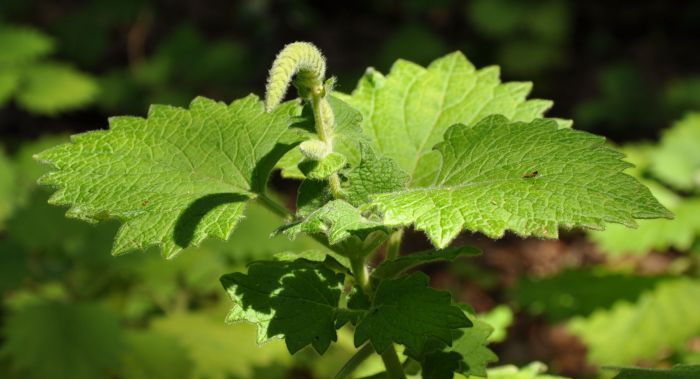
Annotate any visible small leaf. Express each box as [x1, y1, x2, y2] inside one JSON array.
[[342, 144, 410, 207], [354, 272, 471, 354], [372, 116, 671, 248], [220, 258, 346, 354], [36, 95, 301, 257], [279, 200, 386, 246], [299, 152, 347, 180], [370, 245, 480, 284]]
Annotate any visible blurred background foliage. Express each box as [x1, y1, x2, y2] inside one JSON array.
[[0, 1, 699, 378]]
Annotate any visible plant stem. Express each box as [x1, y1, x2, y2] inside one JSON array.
[[385, 229, 404, 260], [350, 256, 371, 296], [310, 86, 345, 200], [258, 194, 292, 220], [380, 345, 407, 379], [333, 343, 375, 379]]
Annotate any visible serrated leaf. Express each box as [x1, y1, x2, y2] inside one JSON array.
[[370, 245, 480, 284], [568, 278, 700, 365], [280, 199, 386, 246], [338, 52, 566, 186], [16, 63, 98, 115], [151, 310, 291, 379], [342, 144, 410, 207], [0, 301, 124, 379], [419, 317, 498, 379], [354, 272, 471, 354], [649, 112, 700, 190], [120, 331, 193, 379], [36, 95, 301, 257], [220, 258, 347, 354], [607, 365, 700, 379], [372, 116, 671, 248], [0, 25, 54, 65]]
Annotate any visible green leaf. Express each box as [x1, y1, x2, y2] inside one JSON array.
[[36, 95, 301, 257], [568, 278, 700, 365], [607, 365, 700, 379], [480, 362, 569, 379], [16, 63, 98, 115], [372, 116, 671, 248], [0, 301, 124, 379], [0, 69, 19, 105], [220, 258, 347, 354], [279, 200, 386, 246], [277, 95, 366, 178], [299, 151, 347, 179], [120, 331, 193, 379], [151, 310, 291, 379], [370, 245, 480, 284], [342, 144, 410, 207], [354, 272, 471, 354], [419, 317, 498, 378], [649, 112, 700, 190], [338, 52, 566, 186], [0, 25, 54, 65]]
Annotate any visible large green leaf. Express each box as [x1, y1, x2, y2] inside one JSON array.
[[220, 258, 347, 354], [338, 51, 568, 186], [372, 116, 671, 248], [568, 278, 700, 365], [36, 95, 301, 257]]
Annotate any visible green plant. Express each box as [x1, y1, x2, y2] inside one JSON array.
[[34, 42, 671, 379]]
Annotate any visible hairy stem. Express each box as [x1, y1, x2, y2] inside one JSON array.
[[333, 343, 375, 379], [310, 88, 345, 199], [380, 346, 407, 379], [386, 229, 404, 260]]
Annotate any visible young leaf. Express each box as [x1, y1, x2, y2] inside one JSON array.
[[606, 365, 700, 379], [649, 112, 700, 191], [342, 144, 410, 207], [370, 245, 480, 284], [354, 272, 471, 354], [372, 116, 671, 248], [35, 95, 300, 257], [220, 258, 347, 354], [279, 199, 386, 246], [338, 52, 569, 186], [568, 278, 700, 365]]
